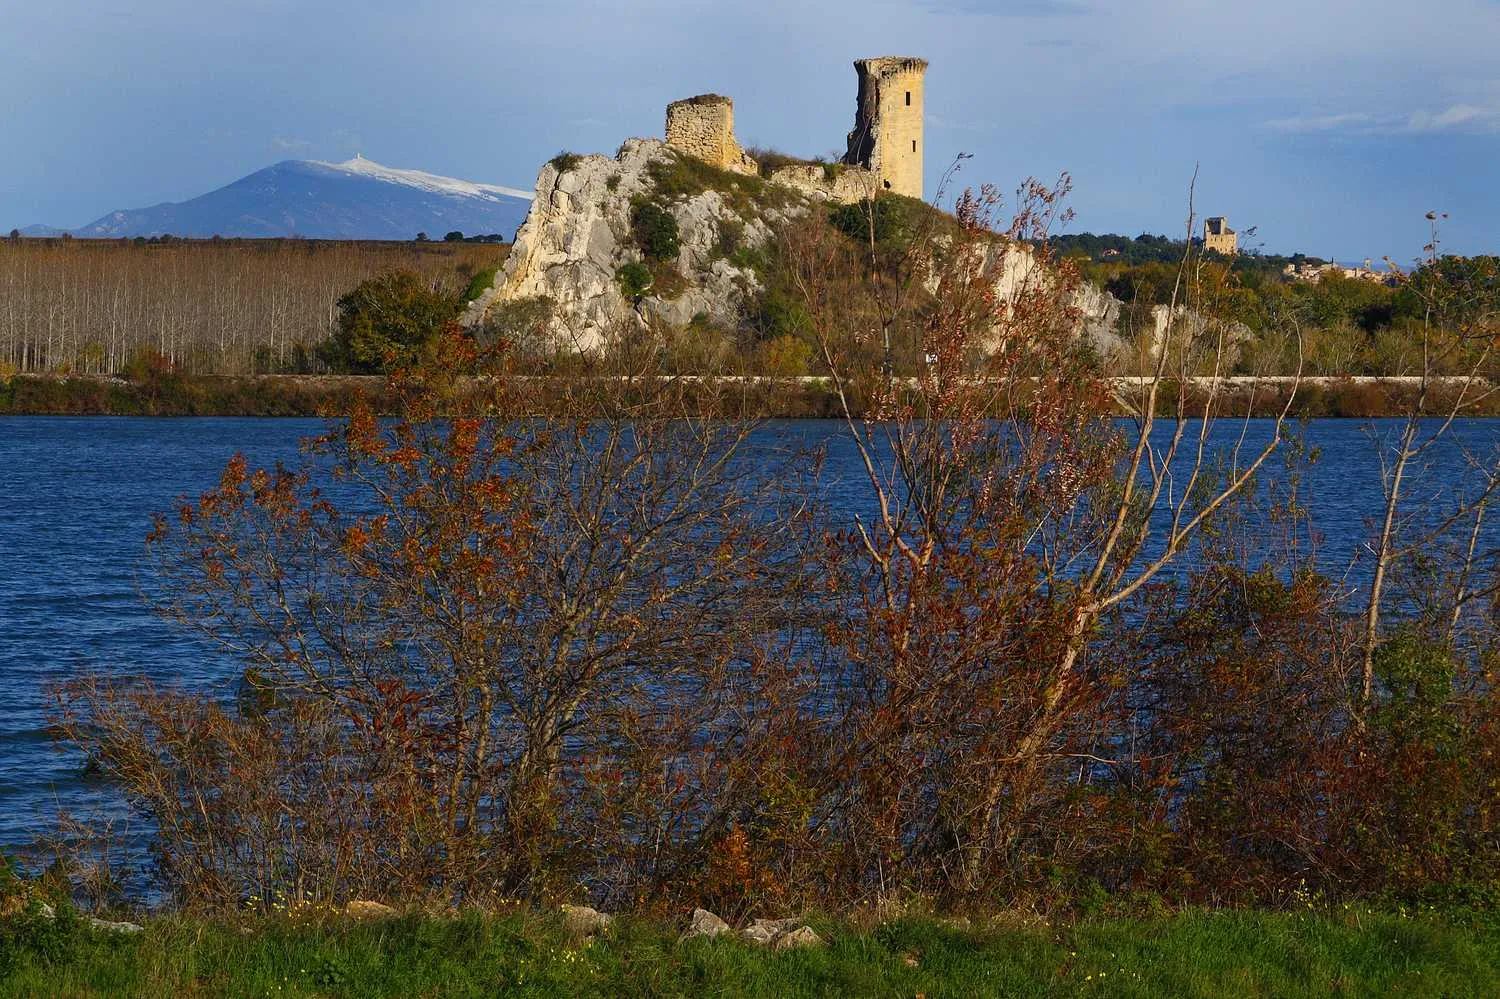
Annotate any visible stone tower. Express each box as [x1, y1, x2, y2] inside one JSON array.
[[1203, 217, 1238, 256], [843, 56, 927, 199], [664, 94, 757, 175]]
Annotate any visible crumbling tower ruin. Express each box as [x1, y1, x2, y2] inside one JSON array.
[[1204, 217, 1238, 256], [664, 94, 758, 176], [843, 57, 927, 200]]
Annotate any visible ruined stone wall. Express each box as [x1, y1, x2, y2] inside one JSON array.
[[843, 57, 927, 200], [665, 95, 758, 175], [767, 164, 878, 203]]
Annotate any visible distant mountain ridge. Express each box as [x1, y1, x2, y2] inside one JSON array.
[[19, 156, 533, 241]]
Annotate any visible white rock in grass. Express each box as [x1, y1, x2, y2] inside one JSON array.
[[773, 926, 825, 951], [87, 916, 143, 934], [561, 903, 614, 936], [740, 917, 802, 946], [682, 908, 731, 940], [344, 900, 397, 919]]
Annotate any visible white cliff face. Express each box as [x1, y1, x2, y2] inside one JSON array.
[[932, 238, 1128, 362], [644, 188, 778, 330], [467, 136, 1128, 358], [1069, 279, 1125, 360], [464, 139, 782, 351]]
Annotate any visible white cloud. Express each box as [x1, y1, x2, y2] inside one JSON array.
[[268, 135, 312, 156], [1263, 103, 1500, 136], [1405, 104, 1500, 132], [1263, 113, 1380, 133]]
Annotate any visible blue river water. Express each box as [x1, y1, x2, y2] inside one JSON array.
[[0, 416, 1496, 857]]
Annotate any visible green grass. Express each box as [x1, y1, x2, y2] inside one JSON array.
[[644, 151, 794, 218], [4, 908, 1500, 997]]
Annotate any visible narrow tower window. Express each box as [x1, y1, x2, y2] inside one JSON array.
[[912, 140, 917, 152], [905, 91, 912, 106]]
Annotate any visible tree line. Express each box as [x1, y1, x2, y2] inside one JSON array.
[[0, 237, 505, 377]]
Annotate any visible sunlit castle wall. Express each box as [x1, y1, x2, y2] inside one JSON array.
[[664, 95, 758, 176]]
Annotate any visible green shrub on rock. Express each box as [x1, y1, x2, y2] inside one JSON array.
[[616, 262, 654, 300], [828, 193, 931, 250], [631, 201, 680, 261]]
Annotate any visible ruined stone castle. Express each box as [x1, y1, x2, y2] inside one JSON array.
[[664, 95, 758, 177], [664, 56, 928, 202], [1204, 216, 1238, 256], [464, 57, 937, 348]]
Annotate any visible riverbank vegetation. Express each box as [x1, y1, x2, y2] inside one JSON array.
[[6, 902, 1500, 997], [4, 196, 1497, 393], [4, 370, 1497, 418], [1058, 232, 1500, 378], [4, 175, 1496, 999]]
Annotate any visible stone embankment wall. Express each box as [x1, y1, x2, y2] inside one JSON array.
[[665, 96, 758, 176]]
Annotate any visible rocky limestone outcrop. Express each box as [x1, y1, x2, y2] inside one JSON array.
[[934, 237, 1127, 361], [1071, 279, 1124, 358], [464, 139, 790, 352], [466, 138, 1134, 360]]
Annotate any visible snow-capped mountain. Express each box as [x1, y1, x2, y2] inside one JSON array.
[[311, 155, 533, 203], [26, 156, 532, 241]]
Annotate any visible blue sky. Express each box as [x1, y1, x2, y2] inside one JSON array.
[[2, 0, 1496, 260]]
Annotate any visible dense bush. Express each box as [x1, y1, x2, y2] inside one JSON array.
[[827, 194, 933, 250], [615, 261, 653, 300], [318, 270, 460, 374], [462, 266, 500, 304], [0, 856, 77, 980], [630, 200, 680, 261]]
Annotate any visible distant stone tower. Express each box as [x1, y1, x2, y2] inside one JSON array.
[[842, 57, 927, 199], [1204, 217, 1238, 256], [664, 94, 757, 175]]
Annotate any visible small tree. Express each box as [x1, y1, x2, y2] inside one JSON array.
[[319, 270, 459, 373]]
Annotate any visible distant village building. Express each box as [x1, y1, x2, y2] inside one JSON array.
[[1203, 217, 1237, 256], [1282, 259, 1395, 285], [663, 56, 927, 203]]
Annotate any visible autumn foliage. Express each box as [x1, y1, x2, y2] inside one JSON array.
[[55, 180, 1500, 917]]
